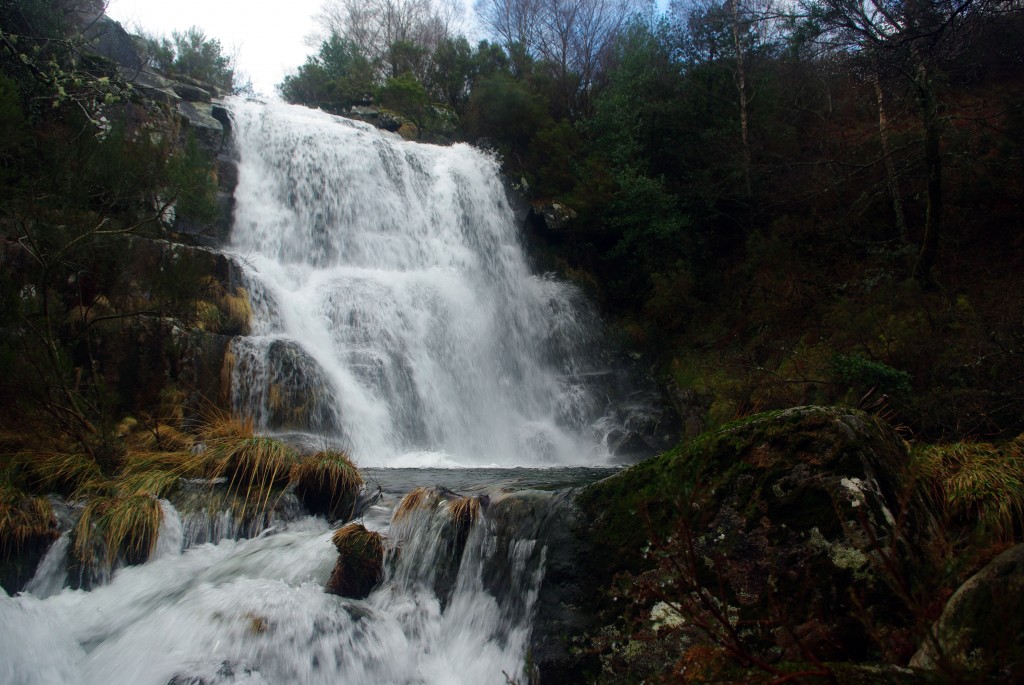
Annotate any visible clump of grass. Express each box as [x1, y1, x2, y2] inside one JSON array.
[[392, 487, 442, 523], [448, 496, 481, 534], [327, 523, 385, 599], [915, 438, 1024, 541], [196, 277, 252, 335], [0, 483, 57, 555], [291, 449, 363, 521], [28, 451, 104, 497], [73, 492, 162, 566], [199, 411, 299, 513], [222, 287, 253, 335]]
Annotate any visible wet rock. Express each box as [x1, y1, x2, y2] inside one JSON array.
[[576, 406, 939, 676], [911, 543, 1024, 676], [531, 201, 578, 234], [326, 524, 384, 599], [177, 101, 224, 154], [173, 82, 212, 103]]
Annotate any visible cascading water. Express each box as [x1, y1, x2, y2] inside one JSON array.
[[226, 99, 608, 467], [0, 101, 630, 684]]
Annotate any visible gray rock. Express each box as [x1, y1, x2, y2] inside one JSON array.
[[911, 544, 1024, 675], [125, 68, 180, 106], [82, 16, 143, 72], [177, 101, 224, 154], [173, 82, 212, 103]]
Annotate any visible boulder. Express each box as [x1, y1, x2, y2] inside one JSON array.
[[172, 82, 212, 103], [326, 524, 384, 599], [910, 544, 1024, 678], [575, 406, 939, 679], [177, 101, 224, 154], [81, 16, 143, 72]]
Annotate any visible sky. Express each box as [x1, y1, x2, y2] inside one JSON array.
[[105, 0, 325, 96]]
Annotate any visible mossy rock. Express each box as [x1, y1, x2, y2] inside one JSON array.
[[911, 543, 1024, 678], [326, 523, 383, 600], [577, 406, 938, 666]]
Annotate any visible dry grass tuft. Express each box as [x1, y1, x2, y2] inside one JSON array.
[[29, 451, 104, 496], [328, 523, 385, 598], [291, 450, 363, 520], [448, 496, 481, 533], [392, 487, 441, 524], [915, 439, 1024, 541], [332, 522, 383, 555], [198, 411, 299, 513], [0, 484, 58, 554], [73, 492, 162, 565], [222, 287, 253, 335]]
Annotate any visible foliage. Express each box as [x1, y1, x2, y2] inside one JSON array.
[[0, 483, 56, 555], [914, 438, 1024, 544], [138, 25, 237, 93], [196, 413, 304, 520], [279, 34, 375, 112]]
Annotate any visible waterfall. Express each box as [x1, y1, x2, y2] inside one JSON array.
[[227, 100, 607, 467], [0, 102, 629, 684]]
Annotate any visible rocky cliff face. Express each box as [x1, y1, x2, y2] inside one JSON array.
[[530, 407, 948, 683]]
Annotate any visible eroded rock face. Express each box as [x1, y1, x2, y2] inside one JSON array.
[[911, 544, 1024, 677], [574, 406, 939, 679]]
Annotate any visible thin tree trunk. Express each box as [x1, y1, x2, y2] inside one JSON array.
[[870, 66, 908, 246], [729, 0, 753, 204], [912, 63, 942, 287]]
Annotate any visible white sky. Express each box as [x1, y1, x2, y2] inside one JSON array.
[[105, 0, 324, 96]]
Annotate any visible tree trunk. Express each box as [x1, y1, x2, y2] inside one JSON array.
[[870, 66, 908, 246], [729, 0, 753, 204], [912, 63, 942, 287]]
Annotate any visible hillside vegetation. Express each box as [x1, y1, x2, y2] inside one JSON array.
[[284, 0, 1024, 443]]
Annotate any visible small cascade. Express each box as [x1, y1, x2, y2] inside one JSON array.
[[1, 486, 555, 685], [24, 533, 70, 600]]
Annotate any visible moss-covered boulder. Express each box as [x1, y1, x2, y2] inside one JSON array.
[[577, 406, 938, 674], [911, 544, 1024, 678], [326, 523, 384, 599]]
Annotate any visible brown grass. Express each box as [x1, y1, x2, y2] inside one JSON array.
[[198, 411, 299, 514], [448, 496, 481, 533], [915, 438, 1024, 542], [0, 484, 57, 554], [332, 522, 384, 559], [73, 492, 162, 565], [392, 487, 441, 523], [290, 449, 363, 519]]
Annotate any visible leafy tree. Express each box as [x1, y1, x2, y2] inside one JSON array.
[[280, 34, 375, 112], [140, 26, 237, 93]]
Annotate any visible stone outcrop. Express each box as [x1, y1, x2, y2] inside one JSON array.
[[533, 407, 942, 683], [911, 544, 1024, 678], [326, 524, 384, 599]]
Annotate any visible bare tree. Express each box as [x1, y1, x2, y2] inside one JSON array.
[[476, 0, 653, 116], [804, 0, 999, 284], [314, 0, 465, 78]]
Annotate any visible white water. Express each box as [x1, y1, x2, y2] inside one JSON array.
[[1, 496, 547, 685], [0, 102, 614, 683], [227, 100, 608, 467]]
